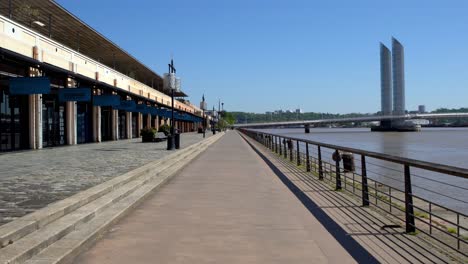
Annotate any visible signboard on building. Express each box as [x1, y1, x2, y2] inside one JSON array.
[[115, 100, 136, 111], [136, 104, 149, 114], [9, 77, 51, 95], [58, 88, 91, 102], [93, 95, 120, 106]]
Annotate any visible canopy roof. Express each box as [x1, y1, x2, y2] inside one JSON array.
[[0, 0, 181, 96]]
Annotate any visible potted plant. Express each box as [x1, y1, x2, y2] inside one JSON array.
[[141, 127, 157, 142], [158, 124, 171, 136]]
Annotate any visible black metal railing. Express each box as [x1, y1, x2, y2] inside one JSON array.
[[240, 128, 468, 256]]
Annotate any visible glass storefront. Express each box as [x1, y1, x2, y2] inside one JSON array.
[[143, 114, 149, 129], [77, 103, 92, 144], [100, 106, 112, 141], [0, 88, 29, 152], [132, 112, 138, 138], [42, 94, 66, 148]]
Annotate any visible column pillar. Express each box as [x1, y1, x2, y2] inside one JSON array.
[[126, 112, 132, 139], [146, 114, 151, 128], [138, 113, 143, 137], [112, 109, 118, 140], [28, 95, 36, 149], [65, 78, 77, 145], [93, 106, 101, 142], [66, 101, 74, 144], [28, 68, 42, 149], [35, 94, 42, 149], [154, 115, 159, 131]]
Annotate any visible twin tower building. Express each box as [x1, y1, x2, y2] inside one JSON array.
[[380, 37, 405, 117], [375, 38, 419, 131]]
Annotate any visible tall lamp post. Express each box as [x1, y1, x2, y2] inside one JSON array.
[[221, 102, 224, 131], [200, 94, 206, 138], [212, 105, 216, 135], [165, 59, 180, 150]]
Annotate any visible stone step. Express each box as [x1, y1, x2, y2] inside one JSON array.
[[0, 137, 205, 248]]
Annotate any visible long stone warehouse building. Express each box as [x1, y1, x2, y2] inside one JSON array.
[[0, 0, 207, 152]]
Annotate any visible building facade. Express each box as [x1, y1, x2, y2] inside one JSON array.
[[0, 2, 204, 152], [380, 43, 392, 116], [392, 38, 406, 116]]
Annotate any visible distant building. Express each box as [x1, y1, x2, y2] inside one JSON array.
[[392, 38, 406, 116], [380, 43, 392, 116], [418, 105, 426, 113], [286, 109, 292, 114], [295, 108, 302, 114]]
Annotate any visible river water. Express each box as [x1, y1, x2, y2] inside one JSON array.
[[255, 127, 468, 214]]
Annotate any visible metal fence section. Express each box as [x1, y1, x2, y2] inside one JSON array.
[[241, 129, 468, 256]]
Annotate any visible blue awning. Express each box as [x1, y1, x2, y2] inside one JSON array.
[[58, 87, 91, 102], [115, 100, 137, 111], [93, 95, 120, 106], [9, 77, 51, 95]]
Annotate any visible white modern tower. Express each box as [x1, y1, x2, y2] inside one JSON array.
[[380, 43, 392, 116], [392, 37, 405, 116]]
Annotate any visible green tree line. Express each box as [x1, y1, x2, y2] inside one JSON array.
[[230, 107, 468, 125]]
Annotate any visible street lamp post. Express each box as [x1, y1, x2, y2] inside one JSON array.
[[201, 95, 206, 138], [166, 59, 178, 150], [212, 106, 216, 135], [220, 101, 224, 131]]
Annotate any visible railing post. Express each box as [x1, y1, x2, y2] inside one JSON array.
[[296, 140, 301, 166], [279, 137, 282, 156], [306, 143, 310, 172], [283, 139, 287, 159], [318, 146, 323, 180], [289, 140, 293, 162], [404, 164, 416, 233], [334, 150, 342, 190], [275, 136, 278, 153], [361, 155, 369, 206]]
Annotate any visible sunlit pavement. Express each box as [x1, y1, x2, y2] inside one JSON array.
[[0, 133, 209, 225]]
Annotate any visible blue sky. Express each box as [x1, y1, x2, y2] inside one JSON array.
[[56, 0, 468, 114]]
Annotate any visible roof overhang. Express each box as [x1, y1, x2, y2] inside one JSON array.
[[0, 0, 168, 93]]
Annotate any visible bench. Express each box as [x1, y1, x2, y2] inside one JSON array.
[[154, 132, 167, 142]]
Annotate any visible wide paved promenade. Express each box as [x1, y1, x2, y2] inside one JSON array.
[[76, 131, 357, 264], [0, 133, 209, 225]]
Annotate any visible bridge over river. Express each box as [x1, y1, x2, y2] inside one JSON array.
[[234, 113, 468, 131]]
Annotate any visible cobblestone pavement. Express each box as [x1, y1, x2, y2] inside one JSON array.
[[0, 133, 211, 225]]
